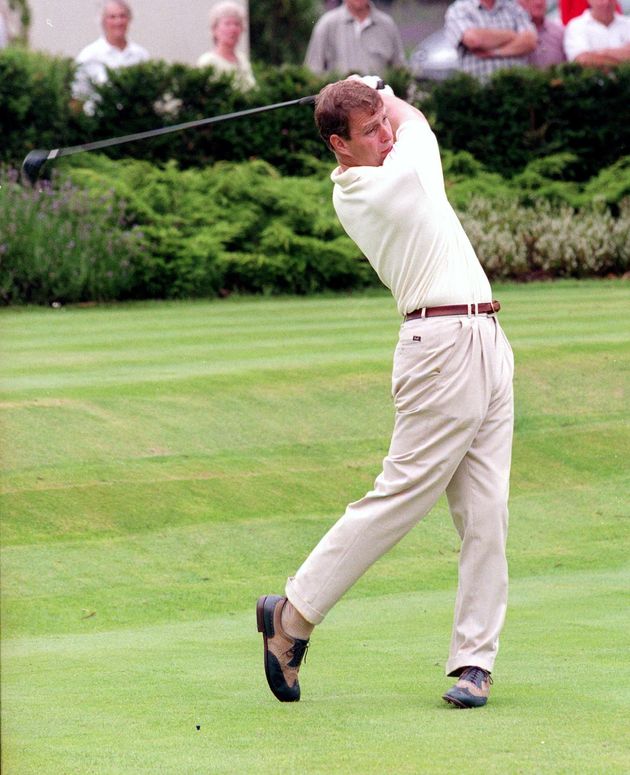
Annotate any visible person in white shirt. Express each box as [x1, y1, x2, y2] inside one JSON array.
[[256, 77, 514, 710], [564, 0, 630, 66], [73, 0, 149, 114], [197, 1, 256, 91]]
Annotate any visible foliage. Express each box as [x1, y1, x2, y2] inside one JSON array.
[[2, 152, 629, 306], [14, 153, 375, 303], [459, 197, 630, 280], [0, 47, 329, 174], [7, 0, 30, 39], [423, 64, 630, 181], [3, 47, 630, 183], [0, 167, 144, 304], [249, 0, 320, 66], [443, 151, 630, 211], [0, 47, 88, 164]]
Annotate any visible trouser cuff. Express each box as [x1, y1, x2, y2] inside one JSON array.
[[285, 577, 325, 625]]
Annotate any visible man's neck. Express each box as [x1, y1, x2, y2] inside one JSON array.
[[105, 34, 127, 50], [479, 0, 496, 9], [591, 8, 615, 25], [347, 3, 371, 23], [216, 42, 237, 62]]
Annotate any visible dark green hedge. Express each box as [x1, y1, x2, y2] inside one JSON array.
[[426, 64, 630, 181], [2, 47, 629, 180], [0, 47, 329, 175]]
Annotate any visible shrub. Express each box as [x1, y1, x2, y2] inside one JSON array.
[[459, 197, 630, 279], [0, 47, 329, 175], [424, 64, 630, 181], [444, 151, 630, 211], [59, 154, 377, 301], [3, 153, 629, 306], [0, 48, 89, 166], [250, 0, 320, 66], [4, 47, 629, 182], [0, 168, 144, 305]]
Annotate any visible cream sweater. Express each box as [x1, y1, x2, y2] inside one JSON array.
[[331, 120, 492, 315]]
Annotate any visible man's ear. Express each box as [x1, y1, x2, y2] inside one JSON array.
[[329, 134, 347, 154]]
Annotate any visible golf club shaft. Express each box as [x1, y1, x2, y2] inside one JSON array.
[[47, 95, 316, 161], [21, 80, 384, 184]]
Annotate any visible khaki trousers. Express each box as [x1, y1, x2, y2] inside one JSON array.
[[286, 313, 514, 676]]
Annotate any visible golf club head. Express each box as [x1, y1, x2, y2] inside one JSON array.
[[21, 149, 50, 186]]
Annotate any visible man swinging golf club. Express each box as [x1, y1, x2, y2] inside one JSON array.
[[257, 76, 514, 709]]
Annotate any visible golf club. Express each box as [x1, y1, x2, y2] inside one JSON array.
[[20, 94, 318, 186]]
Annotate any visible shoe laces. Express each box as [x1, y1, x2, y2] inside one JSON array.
[[461, 666, 492, 687], [286, 638, 309, 668]]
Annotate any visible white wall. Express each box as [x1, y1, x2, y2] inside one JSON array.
[[27, 0, 250, 65]]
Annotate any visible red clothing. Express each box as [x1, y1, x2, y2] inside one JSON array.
[[560, 0, 621, 25]]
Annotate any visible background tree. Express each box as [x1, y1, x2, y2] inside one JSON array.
[[249, 0, 320, 66], [8, 0, 30, 40]]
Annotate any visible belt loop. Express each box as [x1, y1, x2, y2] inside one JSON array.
[[474, 302, 479, 316], [467, 303, 472, 318], [421, 307, 426, 319]]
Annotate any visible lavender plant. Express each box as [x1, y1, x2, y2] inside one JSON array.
[[459, 197, 630, 280], [0, 168, 144, 305]]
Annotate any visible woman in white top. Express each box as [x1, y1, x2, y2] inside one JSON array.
[[197, 1, 256, 91]]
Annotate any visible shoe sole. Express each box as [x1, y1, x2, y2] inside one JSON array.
[[442, 691, 487, 709]]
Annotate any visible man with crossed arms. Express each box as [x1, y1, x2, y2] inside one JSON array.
[[445, 0, 537, 80], [564, 0, 630, 67], [257, 77, 514, 709]]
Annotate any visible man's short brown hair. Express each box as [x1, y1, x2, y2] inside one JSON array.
[[314, 80, 383, 151]]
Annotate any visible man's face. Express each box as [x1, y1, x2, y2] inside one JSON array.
[[520, 0, 547, 20], [333, 105, 394, 168], [588, 0, 616, 15], [214, 15, 243, 48], [103, 2, 130, 41], [345, 0, 371, 18]]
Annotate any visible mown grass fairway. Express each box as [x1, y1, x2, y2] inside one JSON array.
[[1, 281, 629, 774]]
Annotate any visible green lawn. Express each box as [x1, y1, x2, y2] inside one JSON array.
[[1, 281, 629, 774]]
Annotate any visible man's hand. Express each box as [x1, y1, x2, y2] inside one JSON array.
[[462, 27, 537, 58], [462, 28, 516, 51], [349, 74, 395, 95], [574, 44, 630, 67], [345, 74, 427, 134]]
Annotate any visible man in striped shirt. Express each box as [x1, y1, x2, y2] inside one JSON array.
[[444, 0, 537, 80]]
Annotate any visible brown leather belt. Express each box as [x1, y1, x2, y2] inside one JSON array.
[[404, 300, 501, 322]]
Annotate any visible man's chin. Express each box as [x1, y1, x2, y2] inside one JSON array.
[[380, 146, 393, 163]]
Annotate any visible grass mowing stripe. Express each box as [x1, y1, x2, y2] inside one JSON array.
[[1, 280, 629, 772], [2, 568, 629, 774]]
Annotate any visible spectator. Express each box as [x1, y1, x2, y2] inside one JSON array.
[[305, 0, 406, 76], [561, 0, 591, 24], [197, 1, 256, 91], [560, 0, 622, 25], [519, 0, 566, 65], [564, 0, 630, 66], [444, 0, 537, 80], [73, 1, 149, 114]]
